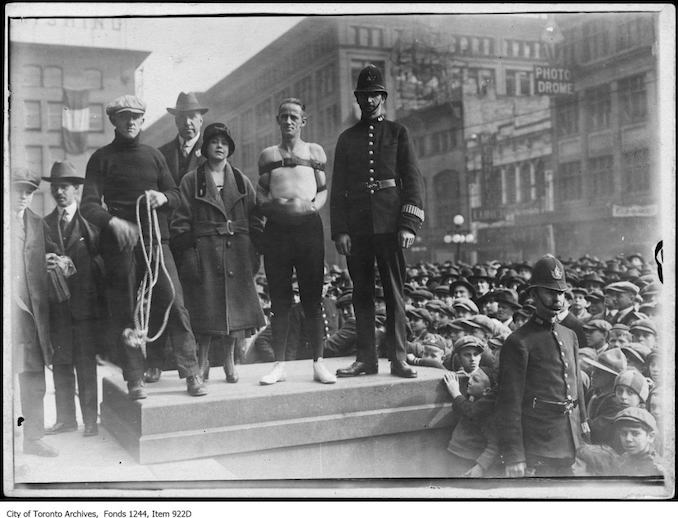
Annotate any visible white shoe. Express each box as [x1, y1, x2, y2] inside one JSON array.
[[313, 360, 337, 384], [259, 362, 286, 385]]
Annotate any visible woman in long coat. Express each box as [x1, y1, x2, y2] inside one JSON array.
[[171, 122, 265, 382]]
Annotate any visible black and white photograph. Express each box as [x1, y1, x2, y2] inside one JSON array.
[[3, 2, 675, 507]]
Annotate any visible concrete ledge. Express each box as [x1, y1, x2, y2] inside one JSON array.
[[101, 357, 454, 471]]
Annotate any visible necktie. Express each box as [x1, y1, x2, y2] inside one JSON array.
[[182, 142, 191, 158], [59, 211, 69, 243]]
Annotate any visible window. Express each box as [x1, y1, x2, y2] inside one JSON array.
[[84, 68, 102, 89], [316, 64, 336, 96], [25, 146, 43, 176], [350, 26, 384, 47], [255, 98, 272, 129], [504, 165, 517, 204], [555, 96, 579, 137], [582, 19, 611, 62], [623, 148, 650, 193], [47, 102, 63, 131], [585, 84, 611, 131], [619, 74, 647, 124], [506, 70, 531, 96], [534, 160, 546, 199], [467, 68, 495, 95], [24, 101, 41, 130], [482, 38, 494, 56], [519, 162, 532, 202], [89, 103, 104, 132], [434, 170, 462, 227], [293, 75, 313, 108], [558, 161, 582, 201], [22, 65, 41, 87], [617, 15, 653, 51], [588, 155, 614, 198], [559, 28, 577, 66], [459, 37, 469, 55], [43, 66, 62, 88]]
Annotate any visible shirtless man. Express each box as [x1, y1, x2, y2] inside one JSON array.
[[256, 98, 336, 385]]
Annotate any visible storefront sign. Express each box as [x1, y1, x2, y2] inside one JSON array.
[[534, 65, 574, 95], [611, 204, 658, 217]]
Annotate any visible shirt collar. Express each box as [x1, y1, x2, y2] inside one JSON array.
[[58, 202, 77, 221], [361, 114, 385, 124], [179, 135, 200, 150]]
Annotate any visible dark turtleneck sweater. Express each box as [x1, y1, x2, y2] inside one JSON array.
[[81, 131, 180, 240]]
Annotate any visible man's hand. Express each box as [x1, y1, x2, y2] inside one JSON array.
[[109, 217, 139, 250], [145, 190, 168, 209], [505, 462, 526, 478], [463, 464, 485, 478], [398, 229, 415, 249], [334, 233, 351, 256]]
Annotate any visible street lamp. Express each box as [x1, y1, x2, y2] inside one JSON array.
[[443, 214, 474, 263]]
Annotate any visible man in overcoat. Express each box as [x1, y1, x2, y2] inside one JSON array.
[[330, 64, 425, 379], [42, 161, 104, 437], [10, 168, 58, 456], [81, 94, 206, 400], [496, 254, 590, 477]]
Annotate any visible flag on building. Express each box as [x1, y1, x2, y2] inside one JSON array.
[[62, 88, 90, 155]]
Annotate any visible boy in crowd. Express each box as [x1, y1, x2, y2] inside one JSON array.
[[613, 407, 663, 476], [629, 320, 657, 350], [570, 287, 592, 323], [583, 319, 612, 352], [607, 324, 632, 349], [442, 365, 499, 477], [405, 307, 446, 369], [585, 349, 627, 448]]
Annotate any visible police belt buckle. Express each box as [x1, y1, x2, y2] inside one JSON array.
[[532, 396, 578, 415]]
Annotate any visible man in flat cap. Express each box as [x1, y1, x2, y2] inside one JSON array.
[[331, 64, 424, 379], [81, 94, 206, 400], [496, 254, 589, 477], [605, 281, 645, 326], [10, 168, 58, 456], [42, 161, 104, 437], [159, 92, 208, 186]]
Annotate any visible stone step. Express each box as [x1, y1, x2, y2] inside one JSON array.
[[101, 357, 454, 465]]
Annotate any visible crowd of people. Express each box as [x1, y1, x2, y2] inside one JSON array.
[[10, 65, 667, 480]]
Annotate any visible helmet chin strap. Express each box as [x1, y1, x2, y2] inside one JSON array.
[[534, 288, 562, 318]]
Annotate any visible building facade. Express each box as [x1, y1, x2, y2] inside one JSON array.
[[143, 14, 556, 265], [546, 12, 660, 261], [8, 19, 149, 216]]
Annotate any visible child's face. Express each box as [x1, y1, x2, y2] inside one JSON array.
[[458, 348, 482, 373], [585, 329, 607, 349], [608, 331, 630, 348], [632, 331, 656, 349], [618, 425, 654, 455], [614, 385, 642, 409], [467, 369, 491, 398]]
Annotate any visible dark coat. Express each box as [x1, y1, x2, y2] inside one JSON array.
[[44, 208, 105, 364], [171, 162, 266, 335], [159, 136, 206, 186], [497, 315, 588, 465], [330, 117, 424, 238], [560, 311, 588, 356], [12, 209, 54, 370]]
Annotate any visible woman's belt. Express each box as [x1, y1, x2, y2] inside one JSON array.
[[193, 220, 249, 237]]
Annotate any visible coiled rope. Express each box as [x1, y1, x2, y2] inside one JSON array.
[[122, 193, 175, 358]]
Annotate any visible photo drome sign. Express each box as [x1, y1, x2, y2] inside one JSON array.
[[534, 65, 575, 95]]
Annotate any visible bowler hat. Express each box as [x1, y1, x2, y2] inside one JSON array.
[[43, 161, 84, 184], [354, 64, 388, 97], [613, 407, 656, 433], [12, 167, 41, 191], [582, 348, 627, 376], [529, 254, 568, 291], [201, 122, 235, 158], [167, 92, 209, 115], [105, 94, 146, 116]]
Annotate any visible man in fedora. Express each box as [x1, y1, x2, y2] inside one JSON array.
[[42, 161, 104, 437], [81, 94, 206, 400], [159, 92, 209, 185], [496, 254, 589, 477], [10, 168, 58, 456], [331, 64, 425, 379]]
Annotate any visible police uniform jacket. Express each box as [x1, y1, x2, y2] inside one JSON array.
[[44, 208, 105, 364], [159, 135, 206, 186], [330, 117, 424, 238], [497, 314, 588, 465]]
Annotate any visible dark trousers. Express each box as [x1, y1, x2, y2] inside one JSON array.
[[19, 371, 46, 442], [263, 213, 325, 361], [52, 320, 98, 426], [347, 233, 408, 364], [102, 236, 199, 382], [526, 454, 575, 477]]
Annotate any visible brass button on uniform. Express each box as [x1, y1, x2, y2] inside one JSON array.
[[228, 271, 234, 277], [369, 125, 374, 131], [369, 159, 375, 164], [368, 150, 374, 155]]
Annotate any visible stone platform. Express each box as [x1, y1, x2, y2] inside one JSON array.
[[101, 357, 456, 477]]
